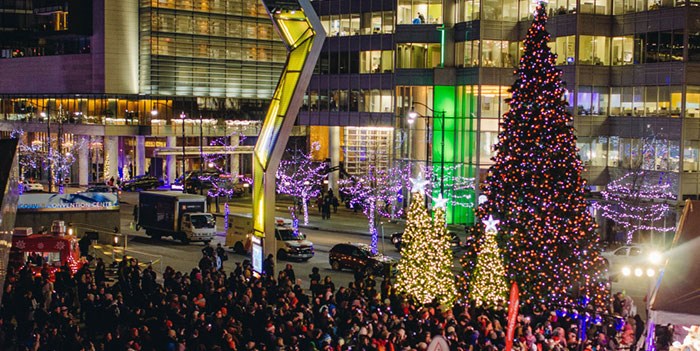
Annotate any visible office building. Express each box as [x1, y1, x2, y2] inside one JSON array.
[[300, 0, 700, 241], [1, 0, 699, 243], [0, 0, 286, 187]]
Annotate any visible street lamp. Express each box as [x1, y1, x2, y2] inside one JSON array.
[[180, 112, 187, 193], [406, 104, 447, 195], [43, 109, 53, 192]]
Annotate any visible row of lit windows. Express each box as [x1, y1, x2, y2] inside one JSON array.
[[315, 50, 394, 75], [144, 0, 268, 18], [320, 11, 394, 36], [304, 90, 394, 113], [318, 0, 698, 26], [397, 0, 443, 24], [578, 136, 681, 171], [550, 32, 686, 65], [0, 97, 271, 123], [148, 12, 275, 41], [457, 0, 699, 22], [396, 43, 443, 69], [142, 54, 282, 98], [572, 86, 690, 117], [149, 36, 286, 63], [453, 31, 691, 68]]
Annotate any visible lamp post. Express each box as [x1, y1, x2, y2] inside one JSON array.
[[406, 105, 447, 195], [180, 112, 187, 193], [43, 108, 53, 193], [199, 114, 204, 195]]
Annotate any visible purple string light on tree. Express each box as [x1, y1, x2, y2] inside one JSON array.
[[596, 170, 676, 244], [224, 203, 230, 232], [340, 164, 409, 254], [201, 131, 248, 198], [276, 142, 327, 225]]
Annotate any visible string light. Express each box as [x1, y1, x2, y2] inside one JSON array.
[[201, 131, 249, 198], [473, 4, 609, 309], [13, 128, 85, 187], [469, 215, 509, 307], [340, 164, 408, 255], [420, 164, 477, 208], [276, 142, 328, 225], [597, 171, 676, 243], [395, 190, 457, 306]]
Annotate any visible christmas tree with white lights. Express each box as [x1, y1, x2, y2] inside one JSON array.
[[395, 176, 456, 306], [469, 215, 508, 307], [476, 3, 608, 308]]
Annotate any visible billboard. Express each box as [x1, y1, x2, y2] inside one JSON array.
[[18, 193, 120, 212]]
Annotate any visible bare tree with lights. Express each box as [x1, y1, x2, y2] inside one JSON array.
[[276, 142, 328, 225], [13, 128, 84, 191], [596, 133, 677, 244], [201, 130, 250, 205], [340, 163, 408, 254]]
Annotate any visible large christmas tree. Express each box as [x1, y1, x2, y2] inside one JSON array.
[[395, 178, 456, 306], [477, 4, 608, 308]]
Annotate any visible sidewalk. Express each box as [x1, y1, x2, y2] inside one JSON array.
[[212, 197, 406, 237]]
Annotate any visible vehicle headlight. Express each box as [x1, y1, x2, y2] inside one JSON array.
[[621, 266, 631, 276], [649, 251, 663, 265]]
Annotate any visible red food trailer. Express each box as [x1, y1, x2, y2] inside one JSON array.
[[10, 226, 82, 276]]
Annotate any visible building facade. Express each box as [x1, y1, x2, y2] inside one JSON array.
[[301, 0, 700, 242], [0, 0, 287, 187], [1, 0, 699, 243]]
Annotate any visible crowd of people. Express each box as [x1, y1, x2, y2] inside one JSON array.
[[0, 253, 652, 351]]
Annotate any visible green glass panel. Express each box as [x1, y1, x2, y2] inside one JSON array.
[[432, 85, 478, 225]]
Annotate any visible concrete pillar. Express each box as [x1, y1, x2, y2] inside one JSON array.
[[104, 136, 119, 181], [328, 126, 341, 194], [230, 134, 240, 178], [166, 136, 176, 185], [78, 136, 90, 186], [135, 136, 146, 176]]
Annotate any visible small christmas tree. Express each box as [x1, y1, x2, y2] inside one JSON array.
[[395, 177, 456, 305], [469, 215, 508, 307]]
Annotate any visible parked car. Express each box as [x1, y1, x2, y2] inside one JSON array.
[[22, 182, 44, 193], [391, 230, 461, 251], [121, 176, 164, 192], [83, 185, 121, 194], [329, 243, 396, 276]]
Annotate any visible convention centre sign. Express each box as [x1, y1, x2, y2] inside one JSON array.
[[18, 193, 120, 212]]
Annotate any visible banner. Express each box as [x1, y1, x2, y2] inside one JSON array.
[[18, 193, 120, 212], [505, 282, 520, 351]]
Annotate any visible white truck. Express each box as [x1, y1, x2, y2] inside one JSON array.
[[225, 213, 314, 261], [136, 191, 216, 244]]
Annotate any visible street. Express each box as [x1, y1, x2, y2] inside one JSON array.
[[112, 191, 403, 289]]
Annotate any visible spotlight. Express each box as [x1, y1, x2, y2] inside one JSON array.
[[634, 268, 643, 277], [646, 268, 656, 277]]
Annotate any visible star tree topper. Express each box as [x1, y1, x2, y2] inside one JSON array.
[[483, 215, 500, 232], [410, 174, 429, 194], [433, 193, 449, 209]]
